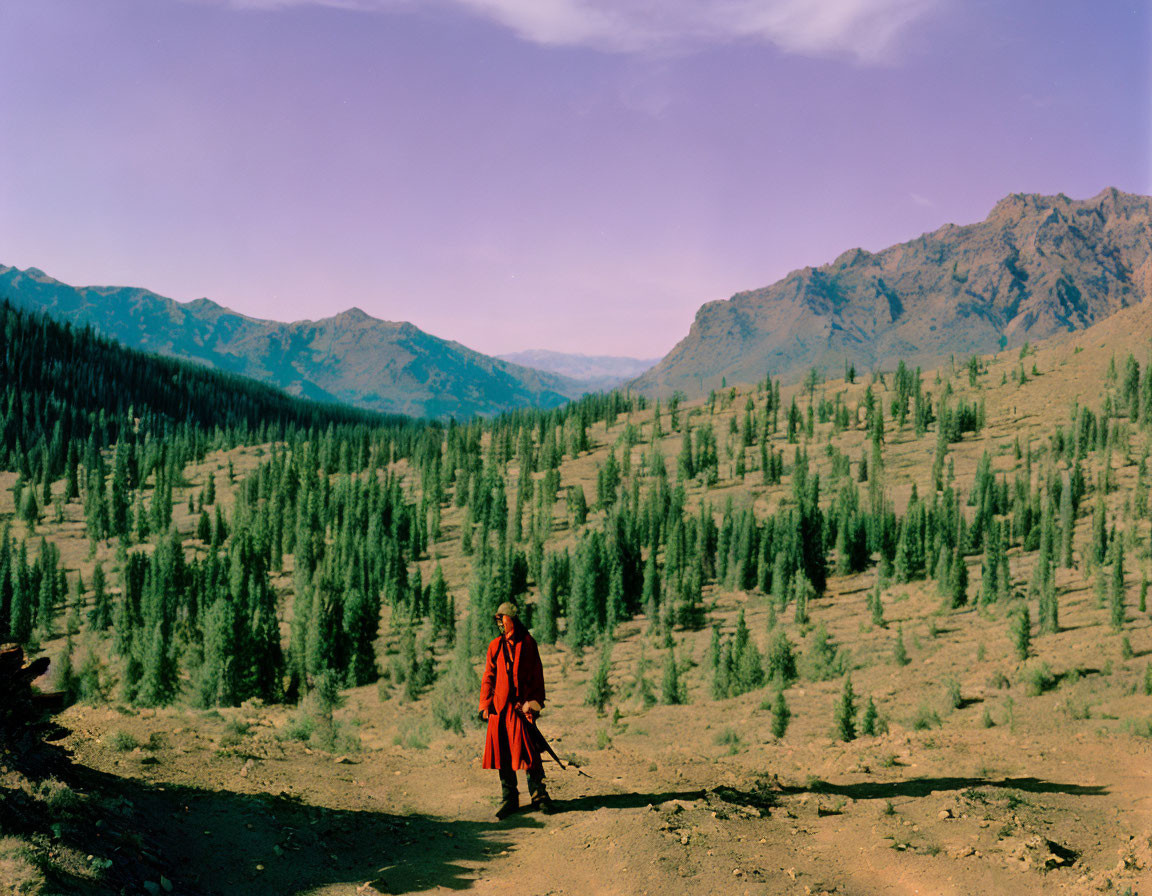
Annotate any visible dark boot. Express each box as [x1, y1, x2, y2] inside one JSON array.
[[528, 769, 555, 814], [496, 770, 519, 820]]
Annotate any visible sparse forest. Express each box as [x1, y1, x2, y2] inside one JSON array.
[[4, 299, 1152, 893]]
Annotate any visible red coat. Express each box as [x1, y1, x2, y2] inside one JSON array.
[[479, 629, 546, 770]]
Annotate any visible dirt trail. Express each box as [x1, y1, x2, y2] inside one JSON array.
[[59, 660, 1152, 896]]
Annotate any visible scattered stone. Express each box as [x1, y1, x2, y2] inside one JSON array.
[[937, 807, 953, 820], [679, 832, 690, 845]]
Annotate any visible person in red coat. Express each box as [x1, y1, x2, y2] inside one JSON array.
[[480, 601, 554, 819]]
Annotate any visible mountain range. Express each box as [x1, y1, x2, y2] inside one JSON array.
[[4, 188, 1149, 417], [0, 267, 601, 420], [633, 187, 1152, 395]]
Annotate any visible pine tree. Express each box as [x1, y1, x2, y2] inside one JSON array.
[[1110, 541, 1126, 631], [677, 426, 695, 481], [9, 542, 32, 644], [793, 569, 812, 625], [711, 640, 733, 700], [834, 675, 857, 741], [892, 625, 909, 666], [429, 564, 453, 641], [586, 641, 614, 715], [661, 646, 685, 705], [88, 561, 111, 631], [1010, 605, 1031, 661], [55, 633, 80, 707], [641, 550, 661, 627], [979, 521, 1002, 606], [765, 629, 798, 685], [770, 688, 790, 738], [1090, 496, 1108, 567], [860, 697, 879, 736], [867, 584, 885, 627], [109, 443, 131, 537], [1059, 476, 1074, 568], [198, 596, 238, 706], [948, 545, 968, 609]]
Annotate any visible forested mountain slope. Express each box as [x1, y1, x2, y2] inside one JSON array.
[[0, 300, 425, 481], [0, 267, 584, 420]]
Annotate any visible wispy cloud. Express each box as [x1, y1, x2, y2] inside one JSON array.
[[204, 0, 945, 63]]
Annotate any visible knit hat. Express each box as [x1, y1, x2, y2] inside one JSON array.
[[494, 602, 519, 620]]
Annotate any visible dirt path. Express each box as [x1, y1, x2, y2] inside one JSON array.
[[59, 681, 1152, 896]]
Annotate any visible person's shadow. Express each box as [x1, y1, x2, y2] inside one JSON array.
[[40, 761, 545, 896]]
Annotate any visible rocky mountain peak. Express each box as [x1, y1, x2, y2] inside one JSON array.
[[633, 188, 1152, 397]]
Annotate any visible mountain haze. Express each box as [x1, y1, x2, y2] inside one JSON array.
[[0, 266, 588, 420], [633, 187, 1152, 396], [497, 349, 659, 390]]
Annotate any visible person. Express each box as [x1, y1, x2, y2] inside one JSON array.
[[479, 601, 554, 819]]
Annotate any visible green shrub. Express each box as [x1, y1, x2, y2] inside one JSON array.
[[393, 720, 430, 751], [110, 730, 138, 752], [911, 704, 941, 731], [944, 678, 962, 710], [892, 626, 910, 666], [281, 714, 315, 743], [1022, 661, 1056, 696], [36, 779, 81, 814], [714, 727, 742, 754]]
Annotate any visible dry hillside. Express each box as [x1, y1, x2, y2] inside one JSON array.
[[4, 300, 1152, 895]]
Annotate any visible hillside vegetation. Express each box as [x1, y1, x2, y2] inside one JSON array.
[[2, 300, 1152, 893]]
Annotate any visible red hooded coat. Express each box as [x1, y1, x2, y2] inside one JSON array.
[[479, 628, 545, 770]]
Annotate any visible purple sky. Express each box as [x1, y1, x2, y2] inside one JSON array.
[[1, 1, 1149, 357]]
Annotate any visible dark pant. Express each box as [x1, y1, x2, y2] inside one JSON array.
[[495, 713, 545, 800], [499, 766, 546, 800]]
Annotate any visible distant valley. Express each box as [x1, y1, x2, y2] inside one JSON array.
[[497, 349, 659, 391]]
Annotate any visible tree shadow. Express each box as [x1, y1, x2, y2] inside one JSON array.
[[44, 762, 546, 896], [779, 775, 1108, 801]]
